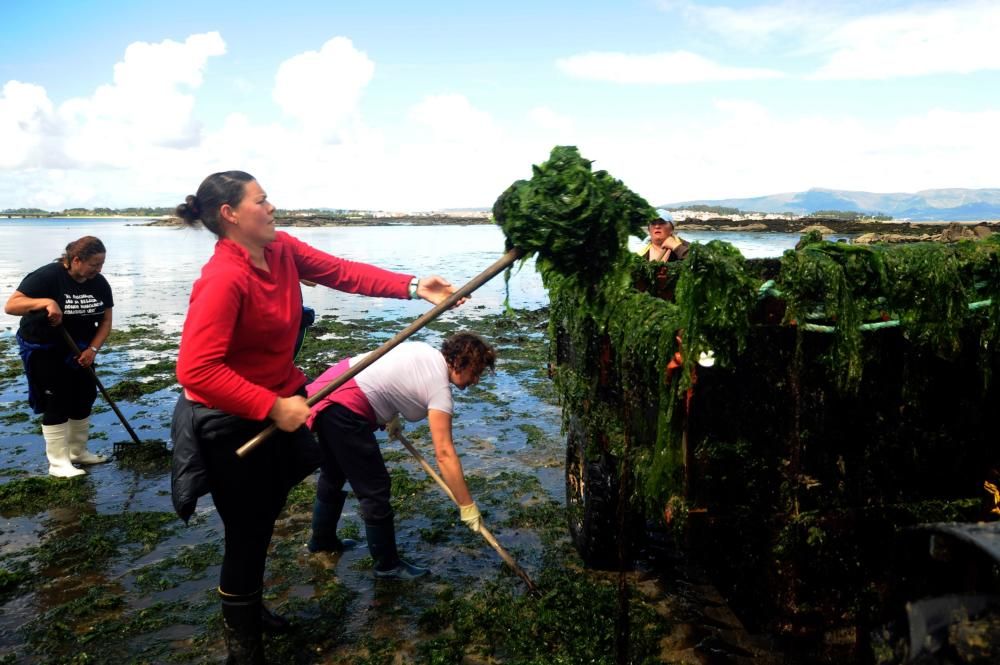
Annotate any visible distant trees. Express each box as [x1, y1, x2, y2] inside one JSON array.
[[669, 204, 742, 215], [275, 208, 349, 215], [15, 207, 177, 217]]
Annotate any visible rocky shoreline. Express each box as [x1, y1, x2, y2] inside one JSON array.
[[144, 214, 1000, 243], [674, 216, 1000, 244], [143, 214, 491, 228]]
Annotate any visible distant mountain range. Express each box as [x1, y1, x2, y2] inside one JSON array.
[[662, 188, 1000, 221]]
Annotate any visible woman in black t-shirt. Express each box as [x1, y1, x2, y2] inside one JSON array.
[[4, 236, 114, 478]]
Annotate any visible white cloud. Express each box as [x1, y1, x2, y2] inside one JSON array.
[[657, 0, 825, 42], [408, 93, 500, 144], [528, 106, 575, 134], [59, 32, 225, 165], [0, 81, 54, 168], [273, 36, 374, 142], [556, 50, 784, 84], [658, 0, 1000, 80], [812, 2, 1000, 79], [0, 32, 225, 174], [579, 100, 1000, 204]]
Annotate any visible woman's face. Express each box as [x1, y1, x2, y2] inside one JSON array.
[[228, 180, 276, 247], [449, 365, 482, 390], [648, 221, 672, 244], [68, 253, 106, 282]]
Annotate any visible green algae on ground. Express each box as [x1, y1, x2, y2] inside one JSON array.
[[0, 560, 31, 595], [106, 375, 177, 401], [113, 439, 172, 472], [32, 511, 178, 573], [132, 541, 223, 593], [0, 410, 29, 425], [284, 477, 318, 513], [517, 422, 549, 448], [296, 316, 384, 378], [20, 587, 212, 663], [0, 475, 93, 515], [264, 580, 354, 662], [416, 560, 668, 664]]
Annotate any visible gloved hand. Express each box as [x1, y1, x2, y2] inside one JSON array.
[[385, 415, 403, 440], [459, 502, 482, 533]]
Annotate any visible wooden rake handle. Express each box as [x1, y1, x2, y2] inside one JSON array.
[[389, 424, 540, 595], [59, 326, 142, 446], [236, 247, 526, 458]]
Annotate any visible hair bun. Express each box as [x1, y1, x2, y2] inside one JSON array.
[[185, 194, 202, 218], [176, 195, 202, 223]]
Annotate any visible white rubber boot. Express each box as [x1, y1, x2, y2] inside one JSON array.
[[67, 417, 107, 465], [43, 423, 86, 478]]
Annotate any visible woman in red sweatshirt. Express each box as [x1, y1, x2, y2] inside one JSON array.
[[170, 170, 457, 664]]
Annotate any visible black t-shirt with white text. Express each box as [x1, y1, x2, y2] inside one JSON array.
[[16, 262, 114, 345]]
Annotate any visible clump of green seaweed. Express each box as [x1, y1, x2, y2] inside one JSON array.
[[494, 145, 658, 288]]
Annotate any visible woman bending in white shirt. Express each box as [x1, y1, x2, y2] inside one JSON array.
[[305, 332, 495, 579]]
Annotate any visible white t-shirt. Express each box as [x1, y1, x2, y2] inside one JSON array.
[[350, 342, 454, 424]]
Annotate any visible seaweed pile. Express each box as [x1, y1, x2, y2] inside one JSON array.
[[496, 146, 1000, 650], [494, 145, 657, 289]]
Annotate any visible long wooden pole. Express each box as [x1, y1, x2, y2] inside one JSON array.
[[59, 326, 142, 446], [236, 247, 526, 458], [389, 424, 540, 594]]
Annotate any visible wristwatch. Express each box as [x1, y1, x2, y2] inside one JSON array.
[[408, 277, 420, 300], [89, 346, 99, 354]]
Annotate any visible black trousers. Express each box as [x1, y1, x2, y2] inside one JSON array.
[[313, 403, 393, 525], [27, 349, 96, 425], [186, 395, 322, 595]]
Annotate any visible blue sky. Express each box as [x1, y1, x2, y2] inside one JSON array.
[[2, 0, 999, 210]]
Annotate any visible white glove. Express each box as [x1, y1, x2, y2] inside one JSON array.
[[385, 415, 403, 439], [459, 502, 482, 533]]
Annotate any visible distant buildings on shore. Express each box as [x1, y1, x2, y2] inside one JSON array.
[[671, 209, 800, 222]]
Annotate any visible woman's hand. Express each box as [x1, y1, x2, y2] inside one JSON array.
[[268, 395, 311, 432], [77, 347, 97, 368], [416, 275, 468, 307], [459, 502, 482, 533], [44, 300, 63, 326]]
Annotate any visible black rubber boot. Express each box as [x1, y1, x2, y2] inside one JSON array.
[[365, 518, 429, 580], [219, 588, 265, 665], [260, 603, 290, 634], [308, 492, 359, 553]]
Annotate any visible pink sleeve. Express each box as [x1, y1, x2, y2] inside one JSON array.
[[280, 232, 413, 298]]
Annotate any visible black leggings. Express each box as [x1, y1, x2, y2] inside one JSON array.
[[193, 398, 322, 595], [27, 349, 96, 425], [314, 403, 393, 525]]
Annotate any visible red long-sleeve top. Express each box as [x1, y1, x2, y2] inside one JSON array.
[[176, 232, 413, 420]]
